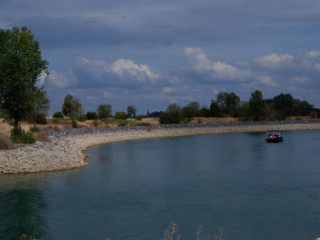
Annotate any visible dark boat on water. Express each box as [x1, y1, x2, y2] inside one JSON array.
[[265, 130, 283, 143]]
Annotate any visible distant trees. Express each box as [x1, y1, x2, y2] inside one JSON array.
[[127, 105, 137, 119], [97, 104, 112, 121], [248, 90, 268, 121], [62, 94, 83, 127], [160, 103, 182, 124]]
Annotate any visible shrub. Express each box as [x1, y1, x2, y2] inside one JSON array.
[[310, 111, 318, 119], [118, 120, 128, 127], [53, 112, 64, 118], [0, 134, 14, 150], [10, 127, 35, 144], [77, 115, 87, 122], [115, 112, 128, 120], [159, 112, 181, 124], [86, 111, 99, 120], [30, 125, 41, 133], [135, 115, 144, 121], [35, 113, 47, 124], [53, 125, 60, 132], [130, 122, 151, 126]]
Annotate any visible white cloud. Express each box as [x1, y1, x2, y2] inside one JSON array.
[[291, 76, 311, 84], [258, 75, 279, 87], [103, 91, 114, 98], [184, 47, 245, 80], [255, 53, 294, 69], [112, 59, 159, 81], [306, 51, 320, 58], [162, 87, 175, 94], [315, 63, 320, 71], [75, 57, 159, 85], [37, 71, 48, 86], [48, 69, 78, 88]]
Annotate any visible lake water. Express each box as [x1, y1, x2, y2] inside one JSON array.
[[1, 130, 320, 240]]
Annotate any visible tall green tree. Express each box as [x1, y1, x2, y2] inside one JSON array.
[[249, 90, 267, 121], [127, 105, 137, 120], [97, 104, 112, 120], [62, 94, 83, 127], [0, 26, 48, 130]]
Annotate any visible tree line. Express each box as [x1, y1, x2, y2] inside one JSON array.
[[159, 90, 318, 124]]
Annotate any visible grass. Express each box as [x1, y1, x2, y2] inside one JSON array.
[[105, 119, 151, 127], [10, 127, 36, 144]]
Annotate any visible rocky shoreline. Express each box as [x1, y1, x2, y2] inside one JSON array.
[[1, 120, 320, 175]]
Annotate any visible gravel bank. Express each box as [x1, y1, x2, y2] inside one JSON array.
[[1, 120, 320, 174]]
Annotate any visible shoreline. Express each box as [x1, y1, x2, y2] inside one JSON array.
[[1, 120, 320, 175]]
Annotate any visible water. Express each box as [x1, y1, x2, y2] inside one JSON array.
[[1, 130, 320, 240]]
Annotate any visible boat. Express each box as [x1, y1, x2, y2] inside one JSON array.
[[265, 130, 283, 143]]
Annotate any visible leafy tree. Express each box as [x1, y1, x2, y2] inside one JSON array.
[[127, 105, 137, 120], [210, 100, 220, 117], [216, 92, 228, 112], [160, 103, 182, 124], [62, 94, 83, 127], [0, 26, 48, 131], [215, 92, 240, 116], [225, 92, 240, 117], [181, 101, 200, 122], [249, 90, 267, 121], [115, 112, 128, 120], [97, 104, 112, 120]]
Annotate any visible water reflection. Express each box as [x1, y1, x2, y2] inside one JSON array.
[[0, 176, 47, 240]]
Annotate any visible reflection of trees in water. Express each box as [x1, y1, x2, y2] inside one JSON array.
[[0, 184, 47, 240]]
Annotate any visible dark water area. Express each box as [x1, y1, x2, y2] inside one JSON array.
[[1, 130, 320, 240]]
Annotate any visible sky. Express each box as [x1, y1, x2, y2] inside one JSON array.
[[1, 0, 320, 115]]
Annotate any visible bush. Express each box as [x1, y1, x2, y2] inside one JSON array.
[[159, 112, 181, 124], [135, 115, 144, 121], [86, 111, 99, 120], [0, 134, 14, 150], [77, 115, 87, 122], [10, 127, 35, 144], [30, 125, 41, 133], [53, 112, 64, 118], [35, 113, 47, 124], [115, 112, 128, 120], [117, 120, 128, 127]]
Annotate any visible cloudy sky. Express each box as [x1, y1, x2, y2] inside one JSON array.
[[1, 0, 320, 115]]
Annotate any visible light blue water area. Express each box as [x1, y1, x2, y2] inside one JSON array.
[[1, 130, 320, 240]]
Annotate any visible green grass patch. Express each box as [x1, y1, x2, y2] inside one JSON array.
[[10, 128, 35, 144]]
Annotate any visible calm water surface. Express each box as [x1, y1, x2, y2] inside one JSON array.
[[1, 130, 320, 240]]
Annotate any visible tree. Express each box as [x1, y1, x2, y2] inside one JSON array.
[[159, 103, 182, 124], [210, 100, 220, 117], [249, 90, 267, 121], [127, 105, 137, 120], [97, 104, 112, 120], [215, 92, 240, 116], [0, 26, 48, 131], [181, 101, 200, 122], [62, 94, 83, 127], [225, 92, 240, 117]]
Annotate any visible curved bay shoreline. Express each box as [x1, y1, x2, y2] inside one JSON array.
[[1, 120, 320, 175]]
